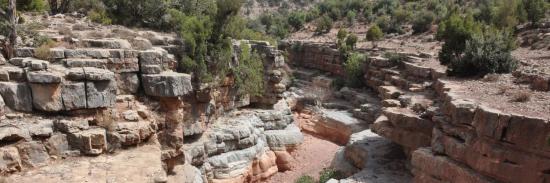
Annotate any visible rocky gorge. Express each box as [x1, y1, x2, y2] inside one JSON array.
[[1, 12, 550, 183]]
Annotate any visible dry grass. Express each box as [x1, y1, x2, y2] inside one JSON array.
[[34, 41, 57, 60], [496, 85, 510, 95], [94, 109, 117, 131], [303, 85, 333, 104], [112, 28, 137, 40], [87, 31, 107, 39], [130, 38, 153, 50], [57, 27, 74, 37], [72, 24, 88, 31], [511, 90, 532, 102], [482, 74, 500, 82]]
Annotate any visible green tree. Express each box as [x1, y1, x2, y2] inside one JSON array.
[[524, 0, 547, 23], [366, 25, 383, 48]]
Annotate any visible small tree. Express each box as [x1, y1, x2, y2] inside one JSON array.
[[366, 25, 383, 48]]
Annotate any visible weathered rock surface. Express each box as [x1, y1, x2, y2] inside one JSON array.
[[6, 143, 167, 183]]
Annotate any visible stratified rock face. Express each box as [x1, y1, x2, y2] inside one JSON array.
[[279, 41, 344, 76], [297, 109, 368, 145], [183, 99, 303, 182], [411, 79, 550, 183], [1, 17, 294, 183], [284, 42, 550, 183]]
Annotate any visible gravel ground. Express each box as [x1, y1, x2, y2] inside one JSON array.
[[266, 133, 340, 183]]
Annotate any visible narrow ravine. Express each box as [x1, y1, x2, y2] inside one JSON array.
[[265, 65, 413, 183]]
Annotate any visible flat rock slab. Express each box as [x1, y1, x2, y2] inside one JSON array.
[[6, 144, 166, 183], [337, 130, 413, 183], [321, 109, 362, 126]]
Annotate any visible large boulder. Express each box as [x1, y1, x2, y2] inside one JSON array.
[[142, 72, 192, 97], [0, 82, 33, 111]]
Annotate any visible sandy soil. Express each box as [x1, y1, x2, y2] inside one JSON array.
[[266, 133, 340, 183]]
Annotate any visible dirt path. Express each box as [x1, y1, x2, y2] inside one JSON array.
[[266, 133, 340, 183]]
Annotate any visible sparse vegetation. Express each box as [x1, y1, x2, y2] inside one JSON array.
[[88, 9, 112, 25], [295, 175, 315, 183], [318, 169, 342, 183], [294, 169, 343, 183], [511, 90, 531, 102], [34, 38, 56, 60]]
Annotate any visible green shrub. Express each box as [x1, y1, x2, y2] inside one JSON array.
[[319, 169, 343, 183], [412, 11, 435, 34], [436, 13, 481, 65], [34, 37, 56, 60], [288, 11, 307, 30], [343, 52, 366, 87], [346, 10, 357, 25], [384, 52, 406, 65], [374, 15, 391, 32], [345, 33, 358, 49], [447, 28, 518, 77], [103, 0, 169, 29], [88, 9, 112, 25], [524, 0, 547, 23], [295, 175, 315, 183], [366, 25, 383, 48], [17, 0, 48, 12], [315, 15, 333, 34], [234, 43, 264, 96]]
